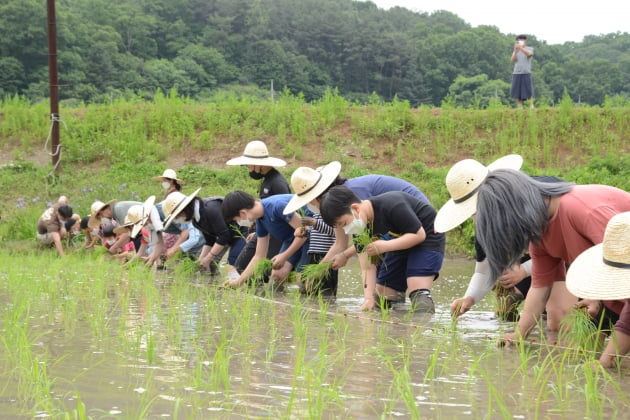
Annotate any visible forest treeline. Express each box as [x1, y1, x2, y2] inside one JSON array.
[[1, 0, 629, 107]]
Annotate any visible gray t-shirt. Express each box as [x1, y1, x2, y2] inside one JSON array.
[[513, 47, 533, 74]]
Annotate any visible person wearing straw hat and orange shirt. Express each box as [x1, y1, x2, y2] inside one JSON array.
[[566, 212, 630, 368], [472, 168, 630, 346], [162, 188, 246, 274], [435, 155, 567, 321], [226, 140, 291, 274]]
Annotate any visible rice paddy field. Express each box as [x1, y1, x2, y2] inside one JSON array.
[[2, 251, 630, 419]]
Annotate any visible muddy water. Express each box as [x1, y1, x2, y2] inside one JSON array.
[[3, 258, 630, 418]]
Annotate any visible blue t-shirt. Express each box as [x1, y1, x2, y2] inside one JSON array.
[[255, 194, 297, 242], [344, 175, 429, 204]]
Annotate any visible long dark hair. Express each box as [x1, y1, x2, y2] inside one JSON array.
[[475, 169, 574, 281]]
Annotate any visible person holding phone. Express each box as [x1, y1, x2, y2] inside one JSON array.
[[510, 34, 534, 108]]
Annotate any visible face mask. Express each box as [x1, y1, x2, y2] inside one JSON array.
[[174, 216, 188, 225], [343, 211, 366, 236], [248, 171, 264, 180], [307, 203, 320, 214], [162, 181, 171, 190], [105, 239, 116, 246], [518, 40, 525, 46], [238, 219, 253, 228]]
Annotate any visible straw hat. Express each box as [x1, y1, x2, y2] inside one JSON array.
[[126, 196, 156, 238], [154, 168, 185, 184], [283, 161, 342, 215], [162, 187, 201, 229], [566, 212, 630, 300], [88, 199, 117, 229], [225, 140, 287, 167], [433, 154, 523, 233]]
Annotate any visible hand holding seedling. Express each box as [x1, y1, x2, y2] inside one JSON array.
[[365, 240, 385, 256], [497, 332, 518, 347], [360, 296, 376, 311], [271, 254, 287, 270], [574, 299, 602, 319], [451, 296, 474, 317], [498, 264, 527, 288]]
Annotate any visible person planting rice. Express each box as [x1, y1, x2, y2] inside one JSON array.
[[88, 198, 164, 262], [226, 140, 290, 275], [319, 185, 445, 313], [566, 211, 630, 368], [283, 161, 433, 305], [162, 188, 246, 275], [36, 199, 74, 256], [434, 155, 566, 321], [473, 169, 630, 345], [221, 190, 309, 290]]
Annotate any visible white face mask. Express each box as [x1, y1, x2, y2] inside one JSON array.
[[174, 216, 188, 225], [237, 219, 253, 228], [105, 239, 116, 246], [306, 203, 320, 214], [518, 40, 525, 46], [162, 181, 171, 190], [343, 211, 366, 236]]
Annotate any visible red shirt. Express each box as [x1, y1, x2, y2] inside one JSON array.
[[530, 185, 630, 287]]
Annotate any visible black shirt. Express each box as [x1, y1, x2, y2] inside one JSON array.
[[193, 198, 239, 247], [370, 191, 445, 253], [260, 168, 290, 199]]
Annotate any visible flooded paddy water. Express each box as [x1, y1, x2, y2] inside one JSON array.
[[1, 253, 630, 419]]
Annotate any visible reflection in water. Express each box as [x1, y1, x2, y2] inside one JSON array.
[[2, 258, 630, 418]]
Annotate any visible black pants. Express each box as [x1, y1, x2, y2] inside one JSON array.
[[234, 233, 283, 278]]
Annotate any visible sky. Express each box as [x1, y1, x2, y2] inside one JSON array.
[[369, 0, 630, 45]]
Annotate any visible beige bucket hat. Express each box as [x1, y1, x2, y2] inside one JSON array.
[[283, 161, 342, 215], [162, 187, 201, 229], [154, 169, 185, 184], [88, 199, 117, 229], [566, 212, 630, 300], [126, 196, 156, 238], [225, 140, 287, 167], [434, 154, 523, 233]]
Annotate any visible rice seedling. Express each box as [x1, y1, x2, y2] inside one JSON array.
[[300, 262, 333, 294], [251, 258, 273, 284], [559, 306, 603, 361]]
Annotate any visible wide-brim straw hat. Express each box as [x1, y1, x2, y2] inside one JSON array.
[[154, 168, 185, 184], [88, 199, 117, 230], [566, 212, 630, 300], [162, 187, 201, 229], [283, 161, 342, 215], [225, 140, 287, 167], [127, 196, 156, 239], [113, 222, 133, 236], [434, 154, 523, 233]]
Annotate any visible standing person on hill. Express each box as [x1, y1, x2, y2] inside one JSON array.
[[510, 34, 535, 108], [474, 169, 630, 345], [36, 200, 73, 256], [226, 140, 290, 273]]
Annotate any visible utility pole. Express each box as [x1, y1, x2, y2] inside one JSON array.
[[47, 0, 61, 173]]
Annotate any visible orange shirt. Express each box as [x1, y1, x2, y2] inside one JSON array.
[[530, 185, 630, 288]]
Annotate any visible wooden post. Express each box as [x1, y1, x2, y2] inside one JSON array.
[[47, 0, 60, 172]]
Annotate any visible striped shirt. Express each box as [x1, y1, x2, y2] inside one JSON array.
[[308, 214, 336, 255]]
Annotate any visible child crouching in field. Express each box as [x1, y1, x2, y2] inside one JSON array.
[[320, 186, 445, 313]]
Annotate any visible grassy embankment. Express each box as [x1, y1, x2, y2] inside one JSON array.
[[1, 90, 629, 255]]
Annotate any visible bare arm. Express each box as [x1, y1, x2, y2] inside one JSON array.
[[500, 284, 552, 345]]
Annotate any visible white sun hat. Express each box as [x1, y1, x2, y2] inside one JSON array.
[[126, 196, 156, 238], [162, 187, 202, 229], [434, 154, 523, 233], [225, 140, 287, 167], [154, 169, 185, 184], [88, 199, 117, 229], [566, 212, 630, 300], [283, 161, 342, 215]]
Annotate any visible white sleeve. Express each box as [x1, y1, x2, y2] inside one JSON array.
[[521, 258, 532, 277], [150, 206, 164, 232], [463, 259, 496, 304]]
